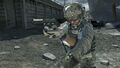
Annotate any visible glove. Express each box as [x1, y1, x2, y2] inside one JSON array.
[[70, 47, 83, 62], [62, 52, 79, 68]]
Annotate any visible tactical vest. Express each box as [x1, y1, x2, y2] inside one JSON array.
[[68, 20, 87, 39]]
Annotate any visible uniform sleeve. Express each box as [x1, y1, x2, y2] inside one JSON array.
[[71, 23, 94, 59], [58, 21, 69, 38]]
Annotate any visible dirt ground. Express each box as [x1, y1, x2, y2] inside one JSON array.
[[0, 27, 120, 68]]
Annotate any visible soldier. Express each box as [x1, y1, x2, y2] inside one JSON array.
[[60, 3, 96, 68]]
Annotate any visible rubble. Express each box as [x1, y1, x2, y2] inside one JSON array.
[[0, 27, 120, 68], [14, 46, 21, 49], [0, 52, 10, 55], [42, 53, 56, 61], [43, 43, 49, 46], [105, 23, 114, 28], [99, 58, 110, 66], [112, 44, 120, 48]]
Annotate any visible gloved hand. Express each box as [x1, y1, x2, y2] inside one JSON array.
[[70, 47, 83, 62], [62, 52, 79, 68]]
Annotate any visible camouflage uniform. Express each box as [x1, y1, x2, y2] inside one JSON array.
[[62, 3, 96, 68]]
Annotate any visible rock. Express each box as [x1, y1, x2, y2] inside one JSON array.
[[105, 23, 114, 28], [100, 59, 110, 65], [43, 43, 48, 46], [42, 53, 56, 61], [0, 52, 10, 55], [112, 45, 120, 48], [14, 46, 21, 49]]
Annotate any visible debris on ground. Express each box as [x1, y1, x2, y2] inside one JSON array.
[[43, 43, 49, 46], [14, 46, 21, 49], [0, 51, 10, 55], [99, 58, 110, 66], [112, 44, 120, 48], [0, 24, 120, 68], [42, 53, 56, 61]]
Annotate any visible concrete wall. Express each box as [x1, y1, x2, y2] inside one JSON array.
[[0, 0, 64, 30], [24, 0, 64, 29], [88, 0, 115, 21], [0, 0, 6, 30], [14, 0, 24, 28], [4, 0, 16, 29], [116, 0, 120, 21]]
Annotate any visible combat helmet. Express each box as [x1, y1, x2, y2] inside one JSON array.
[[64, 3, 85, 20]]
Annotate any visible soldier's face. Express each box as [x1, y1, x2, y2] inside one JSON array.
[[68, 19, 80, 26]]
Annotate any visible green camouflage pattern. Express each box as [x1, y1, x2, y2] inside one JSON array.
[[64, 3, 84, 20], [61, 21, 96, 68], [60, 3, 96, 68]]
